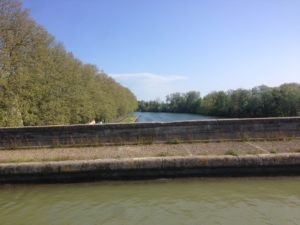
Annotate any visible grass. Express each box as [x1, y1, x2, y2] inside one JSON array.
[[241, 135, 250, 142], [156, 152, 170, 157], [225, 149, 239, 156], [270, 149, 278, 154], [116, 115, 137, 123], [166, 139, 182, 144], [137, 137, 154, 145]]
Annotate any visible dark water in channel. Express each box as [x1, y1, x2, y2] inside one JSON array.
[[134, 112, 215, 122], [1, 177, 300, 225]]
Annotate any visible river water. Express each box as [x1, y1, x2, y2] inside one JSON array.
[[134, 112, 215, 122], [1, 177, 300, 225]]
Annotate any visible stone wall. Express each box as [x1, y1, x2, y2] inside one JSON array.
[[0, 117, 299, 149], [1, 154, 300, 183]]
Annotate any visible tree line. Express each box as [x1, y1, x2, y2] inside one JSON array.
[[138, 83, 300, 117], [0, 0, 137, 127]]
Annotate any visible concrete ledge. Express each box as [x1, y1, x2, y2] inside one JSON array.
[[0, 117, 299, 149], [1, 153, 300, 183]]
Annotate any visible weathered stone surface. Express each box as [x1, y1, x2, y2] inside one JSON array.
[[0, 117, 299, 149], [1, 153, 300, 183]]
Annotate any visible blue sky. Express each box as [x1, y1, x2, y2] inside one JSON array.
[[23, 0, 300, 100]]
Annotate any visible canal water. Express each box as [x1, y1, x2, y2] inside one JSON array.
[[1, 177, 300, 225], [134, 112, 215, 122]]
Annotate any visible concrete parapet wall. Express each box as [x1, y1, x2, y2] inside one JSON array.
[[0, 117, 299, 149], [1, 153, 300, 183]]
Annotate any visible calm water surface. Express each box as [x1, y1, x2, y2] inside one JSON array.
[[134, 112, 215, 122], [1, 177, 300, 225]]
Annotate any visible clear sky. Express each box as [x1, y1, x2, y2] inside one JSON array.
[[23, 0, 300, 100]]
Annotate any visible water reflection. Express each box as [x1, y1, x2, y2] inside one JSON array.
[[134, 112, 216, 122], [0, 177, 300, 225]]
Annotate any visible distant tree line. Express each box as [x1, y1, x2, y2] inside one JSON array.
[[0, 0, 137, 127], [138, 83, 300, 117]]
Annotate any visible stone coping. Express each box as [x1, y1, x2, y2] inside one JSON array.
[[0, 116, 299, 131], [1, 153, 300, 183]]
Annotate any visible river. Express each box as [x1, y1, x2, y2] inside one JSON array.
[[134, 112, 215, 122], [1, 177, 300, 225]]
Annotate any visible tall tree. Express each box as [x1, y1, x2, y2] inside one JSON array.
[[0, 0, 137, 127]]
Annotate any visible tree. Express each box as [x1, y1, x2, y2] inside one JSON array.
[[138, 83, 300, 118], [0, 0, 137, 127]]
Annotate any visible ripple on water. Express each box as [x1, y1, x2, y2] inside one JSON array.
[[0, 177, 300, 225]]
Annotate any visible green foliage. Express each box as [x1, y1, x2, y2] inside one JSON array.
[[225, 150, 239, 156], [138, 83, 300, 118], [166, 139, 182, 144], [0, 0, 137, 127], [117, 115, 137, 123], [138, 91, 202, 114]]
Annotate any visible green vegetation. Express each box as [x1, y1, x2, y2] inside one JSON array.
[[270, 149, 278, 154], [114, 114, 137, 123], [0, 0, 137, 127], [166, 139, 182, 144], [156, 152, 170, 157], [225, 150, 239, 156], [138, 83, 300, 118]]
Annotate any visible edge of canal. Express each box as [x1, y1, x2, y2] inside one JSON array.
[[1, 153, 300, 184]]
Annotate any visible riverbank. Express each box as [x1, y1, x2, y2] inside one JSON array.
[[0, 139, 300, 183], [112, 114, 138, 123]]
